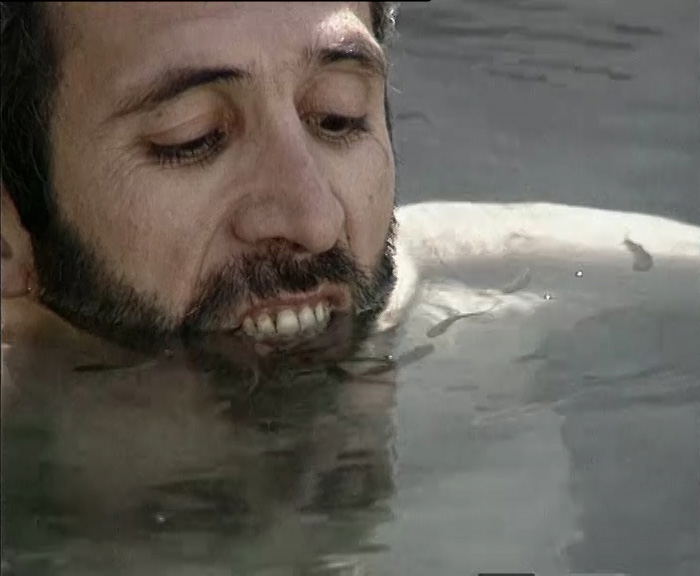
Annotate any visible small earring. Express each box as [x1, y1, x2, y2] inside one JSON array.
[[25, 270, 36, 295]]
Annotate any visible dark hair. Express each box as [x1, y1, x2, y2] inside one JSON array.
[[0, 2, 398, 239], [1, 2, 57, 239], [370, 1, 399, 44]]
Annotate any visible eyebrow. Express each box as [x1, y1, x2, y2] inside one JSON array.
[[109, 37, 388, 120], [311, 37, 389, 80], [111, 66, 249, 119]]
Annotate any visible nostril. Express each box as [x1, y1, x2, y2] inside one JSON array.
[[267, 238, 307, 254], [276, 239, 304, 251]]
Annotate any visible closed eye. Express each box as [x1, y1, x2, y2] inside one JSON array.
[[308, 113, 368, 145], [150, 128, 227, 168]]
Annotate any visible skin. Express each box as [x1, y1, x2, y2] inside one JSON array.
[[1, 2, 396, 349]]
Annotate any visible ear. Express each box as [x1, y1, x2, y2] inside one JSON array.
[[1, 184, 37, 298]]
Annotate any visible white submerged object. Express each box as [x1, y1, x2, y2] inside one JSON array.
[[377, 201, 700, 331]]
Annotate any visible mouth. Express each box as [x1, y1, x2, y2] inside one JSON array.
[[234, 286, 350, 342]]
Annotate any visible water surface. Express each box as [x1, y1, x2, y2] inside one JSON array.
[[3, 1, 700, 575]]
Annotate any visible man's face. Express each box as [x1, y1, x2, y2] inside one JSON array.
[[36, 2, 396, 347]]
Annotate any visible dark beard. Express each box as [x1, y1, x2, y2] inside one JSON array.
[[182, 231, 396, 332], [31, 212, 397, 353]]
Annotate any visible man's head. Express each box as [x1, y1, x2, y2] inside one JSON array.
[[1, 2, 398, 349]]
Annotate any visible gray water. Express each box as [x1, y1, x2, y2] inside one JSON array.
[[2, 1, 700, 575], [393, 0, 700, 225]]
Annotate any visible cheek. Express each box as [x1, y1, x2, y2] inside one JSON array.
[[51, 128, 224, 313], [104, 179, 223, 308], [337, 141, 395, 267]]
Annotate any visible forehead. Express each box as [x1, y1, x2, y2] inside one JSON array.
[[50, 2, 379, 126], [54, 2, 374, 69]]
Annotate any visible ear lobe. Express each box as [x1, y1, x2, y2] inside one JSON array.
[[2, 242, 32, 298], [1, 186, 36, 299]]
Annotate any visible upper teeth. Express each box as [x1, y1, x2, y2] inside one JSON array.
[[241, 302, 330, 339]]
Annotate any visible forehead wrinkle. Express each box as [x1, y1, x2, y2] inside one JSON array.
[[57, 3, 379, 101]]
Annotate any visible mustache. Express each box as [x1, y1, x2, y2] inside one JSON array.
[[182, 243, 374, 331]]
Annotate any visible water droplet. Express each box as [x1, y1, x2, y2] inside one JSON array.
[[154, 513, 167, 525], [575, 270, 583, 278], [543, 292, 553, 301]]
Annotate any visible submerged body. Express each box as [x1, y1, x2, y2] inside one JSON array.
[[379, 200, 700, 329]]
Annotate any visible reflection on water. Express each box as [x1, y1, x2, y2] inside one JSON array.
[[2, 325, 400, 575]]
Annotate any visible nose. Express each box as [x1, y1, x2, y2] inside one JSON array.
[[230, 116, 345, 255]]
